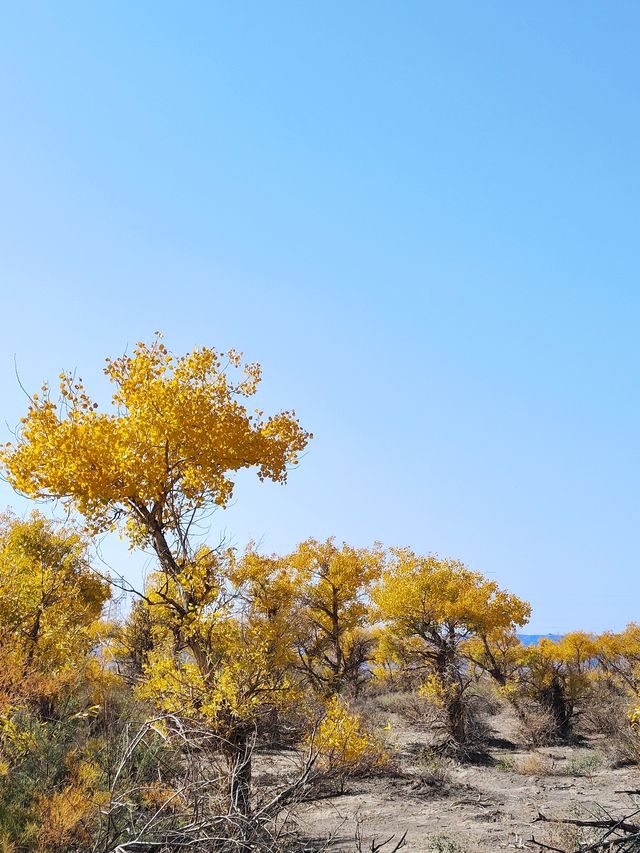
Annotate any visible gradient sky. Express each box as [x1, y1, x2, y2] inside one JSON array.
[[1, 2, 638, 633]]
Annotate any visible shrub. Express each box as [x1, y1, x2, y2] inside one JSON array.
[[427, 836, 467, 853], [415, 749, 452, 788], [579, 682, 627, 737], [565, 752, 603, 777], [370, 690, 437, 730], [581, 690, 640, 766], [311, 696, 390, 791], [516, 702, 560, 747]]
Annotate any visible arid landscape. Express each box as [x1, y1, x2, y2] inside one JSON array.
[[260, 698, 640, 852]]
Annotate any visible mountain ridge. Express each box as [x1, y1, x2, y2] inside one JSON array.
[[517, 633, 563, 646]]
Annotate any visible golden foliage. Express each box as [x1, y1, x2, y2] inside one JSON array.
[[1, 335, 311, 543], [519, 632, 599, 704], [35, 782, 102, 851], [311, 696, 389, 784], [135, 549, 301, 736], [373, 550, 529, 744], [373, 549, 530, 639], [372, 549, 529, 682], [0, 512, 110, 737], [598, 623, 640, 698], [245, 538, 385, 696]]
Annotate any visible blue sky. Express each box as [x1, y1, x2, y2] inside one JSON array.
[[0, 2, 638, 632]]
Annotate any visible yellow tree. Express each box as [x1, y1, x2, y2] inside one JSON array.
[[1, 335, 311, 816], [597, 624, 640, 698], [463, 631, 525, 691], [515, 632, 600, 739], [260, 538, 385, 697], [134, 546, 301, 815], [0, 512, 111, 852], [0, 510, 109, 688], [373, 550, 530, 748], [289, 538, 385, 697]]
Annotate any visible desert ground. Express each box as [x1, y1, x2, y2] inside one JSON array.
[[255, 698, 640, 852]]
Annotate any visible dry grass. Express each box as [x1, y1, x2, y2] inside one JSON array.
[[536, 818, 601, 852], [514, 752, 557, 775], [515, 703, 561, 747], [414, 749, 453, 788], [367, 690, 437, 730], [505, 750, 604, 777]]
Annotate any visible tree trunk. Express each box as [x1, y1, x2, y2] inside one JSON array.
[[434, 640, 467, 750], [446, 693, 467, 748], [224, 731, 253, 819], [540, 678, 571, 740]]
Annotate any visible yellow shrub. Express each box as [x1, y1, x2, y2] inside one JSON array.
[[140, 781, 183, 811], [36, 785, 96, 850], [311, 697, 389, 789]]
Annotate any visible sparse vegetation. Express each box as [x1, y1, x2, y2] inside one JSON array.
[[565, 752, 603, 777], [426, 836, 467, 853]]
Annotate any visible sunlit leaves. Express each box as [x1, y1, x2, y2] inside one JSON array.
[[0, 511, 109, 677], [1, 335, 312, 544], [261, 537, 385, 696], [311, 696, 389, 788], [372, 550, 530, 743]]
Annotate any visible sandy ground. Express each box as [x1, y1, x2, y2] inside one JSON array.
[[255, 702, 640, 852]]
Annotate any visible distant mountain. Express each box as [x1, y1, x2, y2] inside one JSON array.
[[518, 633, 564, 646]]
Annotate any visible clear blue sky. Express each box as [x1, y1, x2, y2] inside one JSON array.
[[1, 2, 638, 633]]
